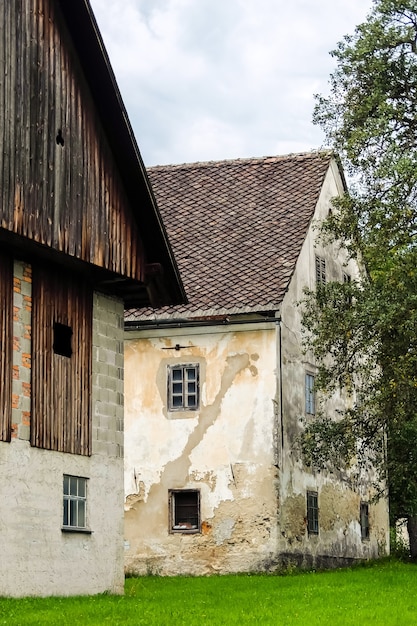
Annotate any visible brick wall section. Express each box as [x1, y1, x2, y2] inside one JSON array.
[[11, 261, 32, 441], [92, 292, 124, 458]]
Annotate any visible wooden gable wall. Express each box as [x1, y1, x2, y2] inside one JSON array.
[[0, 0, 145, 281]]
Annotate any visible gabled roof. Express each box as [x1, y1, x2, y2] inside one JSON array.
[[126, 151, 336, 323], [55, 0, 185, 307]]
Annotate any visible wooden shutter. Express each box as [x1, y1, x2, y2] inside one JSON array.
[[0, 253, 13, 441], [31, 265, 92, 455]]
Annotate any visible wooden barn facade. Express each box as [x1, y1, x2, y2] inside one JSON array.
[[0, 0, 184, 597]]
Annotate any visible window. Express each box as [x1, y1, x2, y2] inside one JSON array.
[[360, 502, 370, 540], [307, 490, 319, 535], [169, 490, 200, 533], [63, 475, 88, 531], [53, 322, 73, 357], [315, 256, 326, 285], [343, 272, 352, 305], [168, 364, 199, 410], [305, 373, 315, 415]]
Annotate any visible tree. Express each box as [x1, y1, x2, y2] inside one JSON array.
[[300, 0, 417, 558]]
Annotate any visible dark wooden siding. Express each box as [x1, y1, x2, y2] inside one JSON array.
[[0, 0, 144, 281], [0, 253, 13, 442], [31, 265, 92, 455]]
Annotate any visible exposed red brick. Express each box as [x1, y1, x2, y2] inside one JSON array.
[[22, 353, 31, 368], [23, 265, 32, 282], [22, 411, 31, 426], [12, 365, 19, 380], [23, 295, 32, 312], [13, 277, 21, 293], [13, 336, 20, 351], [22, 382, 31, 397], [12, 394, 19, 409]]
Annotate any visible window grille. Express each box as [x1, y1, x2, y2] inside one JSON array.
[[305, 373, 315, 415], [307, 490, 319, 535], [315, 256, 326, 285]]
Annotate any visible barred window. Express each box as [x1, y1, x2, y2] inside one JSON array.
[[305, 373, 315, 415], [307, 490, 319, 535], [315, 256, 326, 285], [167, 364, 199, 411]]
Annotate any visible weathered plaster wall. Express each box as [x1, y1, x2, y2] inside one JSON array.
[[123, 162, 389, 575], [124, 324, 280, 575], [0, 267, 125, 597], [278, 163, 390, 564]]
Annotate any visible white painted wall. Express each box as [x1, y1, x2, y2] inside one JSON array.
[[0, 277, 125, 597]]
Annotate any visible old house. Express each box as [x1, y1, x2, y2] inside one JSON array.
[[124, 152, 389, 576], [0, 0, 183, 597]]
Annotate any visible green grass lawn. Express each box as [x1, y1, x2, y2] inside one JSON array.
[[1, 560, 416, 625]]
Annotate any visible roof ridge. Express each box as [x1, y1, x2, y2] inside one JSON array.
[[147, 149, 333, 170]]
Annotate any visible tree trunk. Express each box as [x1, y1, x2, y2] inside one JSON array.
[[407, 516, 417, 561]]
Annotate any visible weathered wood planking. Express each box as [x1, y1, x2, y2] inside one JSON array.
[[0, 253, 13, 442], [0, 0, 145, 282], [31, 265, 92, 455]]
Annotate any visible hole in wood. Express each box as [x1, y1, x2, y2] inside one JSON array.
[[56, 129, 65, 146], [53, 322, 73, 357]]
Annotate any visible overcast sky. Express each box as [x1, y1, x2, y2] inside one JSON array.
[[90, 0, 374, 166]]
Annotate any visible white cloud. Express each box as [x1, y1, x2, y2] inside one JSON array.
[[90, 0, 373, 165]]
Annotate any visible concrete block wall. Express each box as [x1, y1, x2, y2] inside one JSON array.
[[92, 292, 124, 459]]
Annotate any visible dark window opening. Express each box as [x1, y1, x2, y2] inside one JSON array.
[[360, 502, 370, 540], [53, 322, 73, 357], [307, 490, 319, 535], [169, 490, 200, 533]]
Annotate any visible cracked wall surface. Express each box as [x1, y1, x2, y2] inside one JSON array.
[[124, 164, 389, 575]]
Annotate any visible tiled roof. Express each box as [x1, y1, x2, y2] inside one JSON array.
[[126, 151, 334, 322]]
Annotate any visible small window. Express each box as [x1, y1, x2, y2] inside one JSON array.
[[53, 322, 73, 358], [169, 490, 200, 533], [343, 272, 352, 305], [305, 373, 315, 415], [315, 256, 326, 285], [360, 502, 370, 540], [168, 364, 199, 411], [63, 475, 88, 530], [307, 490, 319, 535]]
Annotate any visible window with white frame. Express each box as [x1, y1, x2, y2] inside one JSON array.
[[169, 489, 200, 533], [63, 474, 88, 531], [305, 373, 315, 415], [167, 364, 199, 410], [315, 255, 326, 285], [307, 490, 319, 535]]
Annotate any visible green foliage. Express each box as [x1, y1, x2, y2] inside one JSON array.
[[300, 0, 417, 537], [1, 563, 417, 625]]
